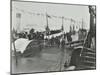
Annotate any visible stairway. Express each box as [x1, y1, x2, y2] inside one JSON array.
[[78, 47, 96, 70]]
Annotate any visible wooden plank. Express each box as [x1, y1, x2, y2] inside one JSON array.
[[66, 40, 84, 45]]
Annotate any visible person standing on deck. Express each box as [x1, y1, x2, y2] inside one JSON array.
[[66, 33, 72, 47]]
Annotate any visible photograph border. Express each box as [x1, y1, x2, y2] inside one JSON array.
[[10, 0, 96, 75]]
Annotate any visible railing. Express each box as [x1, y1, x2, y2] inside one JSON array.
[[65, 40, 84, 48]]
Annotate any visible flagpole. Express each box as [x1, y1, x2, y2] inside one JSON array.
[[60, 16, 65, 71], [46, 12, 48, 39], [62, 16, 64, 38], [45, 12, 50, 42], [46, 12, 48, 29]]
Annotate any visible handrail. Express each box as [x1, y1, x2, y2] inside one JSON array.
[[65, 40, 84, 45]]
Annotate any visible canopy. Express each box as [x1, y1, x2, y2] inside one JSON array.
[[12, 38, 32, 53]]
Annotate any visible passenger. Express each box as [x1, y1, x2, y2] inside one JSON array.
[[61, 38, 65, 52], [66, 33, 72, 47]]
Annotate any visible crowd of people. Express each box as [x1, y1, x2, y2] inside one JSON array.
[[13, 28, 74, 48], [17, 28, 44, 40], [45, 32, 73, 48]]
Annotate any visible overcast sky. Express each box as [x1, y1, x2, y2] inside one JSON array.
[[12, 1, 90, 32]]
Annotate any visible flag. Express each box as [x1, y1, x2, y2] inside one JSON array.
[[16, 13, 21, 18], [47, 15, 51, 18]]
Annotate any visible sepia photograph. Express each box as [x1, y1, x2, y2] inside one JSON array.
[[11, 0, 96, 74]]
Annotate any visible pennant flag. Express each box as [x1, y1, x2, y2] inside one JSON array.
[[16, 13, 21, 18], [47, 15, 51, 18]]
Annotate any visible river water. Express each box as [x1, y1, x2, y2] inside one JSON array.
[[12, 47, 67, 74]]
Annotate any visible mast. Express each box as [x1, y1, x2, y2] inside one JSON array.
[[84, 6, 96, 48], [45, 12, 50, 38], [46, 12, 48, 30], [61, 16, 64, 31]]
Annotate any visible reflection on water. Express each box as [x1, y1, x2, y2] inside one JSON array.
[[12, 47, 72, 74], [12, 48, 61, 74]]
